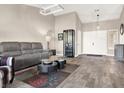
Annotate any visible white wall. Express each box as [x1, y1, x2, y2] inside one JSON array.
[[75, 14, 83, 56], [0, 4, 121, 56], [83, 19, 119, 31], [55, 12, 77, 55], [119, 6, 124, 44], [55, 12, 83, 56], [0, 4, 55, 49]]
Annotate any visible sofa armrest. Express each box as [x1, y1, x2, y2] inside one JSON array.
[[0, 56, 14, 66], [0, 56, 15, 83], [0, 70, 4, 88], [0, 66, 11, 88]]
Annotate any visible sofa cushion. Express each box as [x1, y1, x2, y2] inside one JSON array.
[[21, 50, 33, 54], [18, 53, 41, 63], [20, 42, 32, 50], [32, 42, 43, 49], [20, 42, 33, 54], [0, 42, 21, 53], [14, 56, 24, 71], [33, 49, 43, 53], [32, 42, 43, 53], [0, 51, 22, 57], [15, 53, 41, 71]]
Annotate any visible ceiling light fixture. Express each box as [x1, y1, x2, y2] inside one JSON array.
[[95, 9, 100, 30], [40, 4, 64, 16]]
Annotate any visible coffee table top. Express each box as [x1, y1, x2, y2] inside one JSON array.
[[40, 59, 53, 65]]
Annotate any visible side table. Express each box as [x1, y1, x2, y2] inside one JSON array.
[[55, 59, 66, 69]]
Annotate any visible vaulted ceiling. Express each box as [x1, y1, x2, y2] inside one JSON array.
[[28, 4, 123, 23]]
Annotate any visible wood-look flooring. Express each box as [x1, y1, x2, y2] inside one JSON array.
[[57, 55, 124, 88]]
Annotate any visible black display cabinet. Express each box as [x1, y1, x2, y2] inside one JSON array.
[[63, 29, 75, 57]]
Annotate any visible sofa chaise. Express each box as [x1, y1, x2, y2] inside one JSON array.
[[0, 42, 52, 71]]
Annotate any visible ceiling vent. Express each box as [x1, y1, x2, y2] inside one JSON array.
[[40, 4, 64, 15]]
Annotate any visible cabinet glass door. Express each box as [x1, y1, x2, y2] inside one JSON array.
[[63, 30, 75, 57]]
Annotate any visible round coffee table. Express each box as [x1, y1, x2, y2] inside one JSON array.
[[38, 59, 58, 74]]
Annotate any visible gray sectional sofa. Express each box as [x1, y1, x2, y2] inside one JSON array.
[[0, 42, 52, 71]]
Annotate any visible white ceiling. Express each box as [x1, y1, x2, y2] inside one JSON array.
[[28, 4, 123, 23]]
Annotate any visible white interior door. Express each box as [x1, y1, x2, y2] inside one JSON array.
[[83, 31, 107, 55]]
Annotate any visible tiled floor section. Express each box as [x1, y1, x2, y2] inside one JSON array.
[[7, 55, 124, 88], [57, 55, 124, 88]]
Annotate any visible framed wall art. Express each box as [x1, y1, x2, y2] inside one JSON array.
[[58, 33, 63, 41]]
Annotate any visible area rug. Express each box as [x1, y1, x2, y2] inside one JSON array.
[[15, 63, 79, 88], [23, 71, 70, 88]]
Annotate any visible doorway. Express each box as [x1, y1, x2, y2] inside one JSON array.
[[83, 30, 107, 55]]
